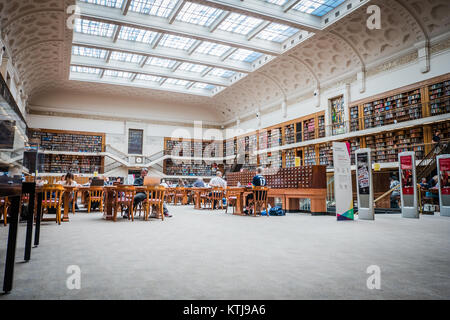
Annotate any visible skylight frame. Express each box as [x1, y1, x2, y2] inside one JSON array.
[[135, 74, 163, 82], [109, 51, 144, 64], [207, 68, 237, 78], [292, 0, 346, 16], [256, 23, 300, 43], [74, 19, 117, 38], [228, 49, 263, 63], [71, 66, 102, 75], [103, 69, 134, 79], [193, 82, 216, 90], [175, 2, 224, 27], [129, 0, 179, 18], [118, 26, 160, 44], [194, 41, 232, 57], [72, 46, 108, 59], [217, 12, 264, 36], [177, 62, 208, 74], [145, 56, 178, 69], [165, 78, 191, 86], [78, 0, 125, 8], [158, 34, 197, 51]]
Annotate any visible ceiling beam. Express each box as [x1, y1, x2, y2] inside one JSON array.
[[186, 0, 322, 31], [112, 25, 122, 43], [122, 0, 132, 15], [246, 21, 270, 40], [151, 33, 164, 49], [171, 61, 182, 72], [188, 40, 203, 55], [70, 73, 213, 97], [209, 11, 231, 33], [168, 0, 186, 24], [201, 66, 213, 77], [159, 78, 167, 86], [73, 33, 253, 73], [77, 2, 282, 55], [220, 47, 237, 61], [282, 0, 302, 12], [71, 56, 232, 87], [186, 82, 195, 89]]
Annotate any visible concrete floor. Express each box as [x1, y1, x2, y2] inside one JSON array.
[[0, 206, 449, 300]]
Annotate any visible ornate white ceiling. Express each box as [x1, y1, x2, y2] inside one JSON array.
[[0, 0, 449, 122]]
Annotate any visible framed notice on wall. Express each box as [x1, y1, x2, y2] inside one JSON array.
[[128, 129, 143, 155]]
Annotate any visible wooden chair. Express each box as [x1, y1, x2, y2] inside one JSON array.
[[143, 186, 165, 221], [87, 187, 104, 213], [251, 187, 269, 217], [200, 189, 211, 209], [209, 187, 225, 210], [165, 188, 175, 204], [174, 187, 185, 205], [225, 188, 239, 214], [0, 197, 9, 226], [41, 184, 65, 225], [113, 186, 135, 222]]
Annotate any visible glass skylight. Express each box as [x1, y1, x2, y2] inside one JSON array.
[[118, 26, 160, 44], [208, 68, 236, 78], [145, 57, 178, 69], [256, 23, 299, 42], [178, 63, 208, 73], [71, 66, 102, 74], [158, 34, 196, 51], [110, 51, 144, 64], [292, 0, 346, 16], [176, 2, 224, 27], [263, 0, 289, 5], [72, 46, 108, 59], [129, 0, 178, 18], [104, 70, 133, 78], [136, 74, 163, 82], [194, 41, 232, 56], [193, 83, 216, 90], [78, 0, 124, 8], [228, 49, 263, 63], [217, 13, 263, 35], [75, 19, 116, 38], [165, 78, 191, 86]]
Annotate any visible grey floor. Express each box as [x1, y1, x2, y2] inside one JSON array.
[[0, 206, 450, 300]]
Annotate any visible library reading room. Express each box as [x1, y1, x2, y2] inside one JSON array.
[[0, 0, 450, 302]]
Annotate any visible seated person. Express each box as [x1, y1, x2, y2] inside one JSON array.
[[419, 177, 429, 189], [193, 178, 205, 188], [83, 178, 93, 187], [124, 168, 148, 219], [209, 171, 227, 188], [160, 179, 169, 188], [245, 167, 267, 215], [61, 173, 80, 210]]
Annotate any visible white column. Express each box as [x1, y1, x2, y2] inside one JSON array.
[[415, 40, 430, 74]]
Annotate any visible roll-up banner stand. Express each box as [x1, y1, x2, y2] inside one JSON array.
[[398, 152, 419, 219], [437, 154, 450, 217], [356, 149, 374, 220], [333, 142, 354, 221]]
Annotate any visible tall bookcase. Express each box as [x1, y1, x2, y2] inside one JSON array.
[[29, 129, 105, 174]]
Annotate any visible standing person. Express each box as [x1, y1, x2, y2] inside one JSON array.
[[390, 175, 400, 208], [124, 168, 148, 219], [433, 130, 441, 153], [244, 167, 267, 215]]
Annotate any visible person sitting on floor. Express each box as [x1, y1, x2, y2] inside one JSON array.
[[244, 167, 267, 215]]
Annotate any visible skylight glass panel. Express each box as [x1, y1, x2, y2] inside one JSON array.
[[178, 63, 208, 73], [292, 0, 345, 16], [256, 23, 299, 42], [208, 68, 236, 78], [129, 0, 178, 18], [158, 34, 196, 51], [194, 41, 231, 56], [104, 70, 133, 79], [136, 74, 163, 82], [110, 51, 144, 64], [118, 26, 160, 44], [193, 83, 216, 90], [263, 0, 289, 5], [72, 46, 108, 59], [165, 78, 191, 86], [78, 0, 124, 8], [176, 2, 224, 27], [217, 13, 263, 35], [228, 49, 263, 63], [145, 57, 177, 69], [71, 66, 102, 74], [75, 19, 116, 37]]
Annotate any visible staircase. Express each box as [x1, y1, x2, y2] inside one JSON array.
[[416, 141, 450, 183]]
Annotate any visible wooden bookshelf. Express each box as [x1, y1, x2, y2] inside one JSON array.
[[429, 80, 450, 116]]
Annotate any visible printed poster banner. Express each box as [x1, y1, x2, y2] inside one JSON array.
[[333, 142, 354, 221], [439, 157, 450, 196], [400, 155, 414, 195]]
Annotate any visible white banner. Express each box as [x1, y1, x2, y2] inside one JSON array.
[[333, 142, 354, 221]]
